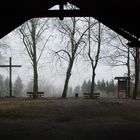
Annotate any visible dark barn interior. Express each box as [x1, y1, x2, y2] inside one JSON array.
[[0, 0, 140, 140], [0, 0, 140, 46]]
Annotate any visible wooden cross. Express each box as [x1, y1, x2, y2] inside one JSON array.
[[0, 57, 21, 97]]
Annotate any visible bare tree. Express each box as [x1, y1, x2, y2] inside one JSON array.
[[19, 18, 50, 99], [88, 18, 101, 98], [133, 48, 139, 99], [53, 15, 95, 98], [103, 33, 136, 98], [87, 18, 101, 98], [129, 46, 139, 99]]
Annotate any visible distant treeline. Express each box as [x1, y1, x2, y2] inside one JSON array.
[[73, 79, 117, 96], [0, 73, 117, 97], [0, 74, 23, 97]]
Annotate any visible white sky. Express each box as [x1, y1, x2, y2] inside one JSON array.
[[0, 18, 127, 89]]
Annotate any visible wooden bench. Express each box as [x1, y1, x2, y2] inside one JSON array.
[[83, 92, 100, 99], [27, 92, 44, 98], [83, 93, 90, 98]]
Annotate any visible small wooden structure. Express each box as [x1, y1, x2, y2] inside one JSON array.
[[114, 77, 130, 98]]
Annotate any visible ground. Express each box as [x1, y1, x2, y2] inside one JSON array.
[[0, 97, 140, 140]]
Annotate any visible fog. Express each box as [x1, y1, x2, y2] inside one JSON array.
[[0, 17, 127, 97]]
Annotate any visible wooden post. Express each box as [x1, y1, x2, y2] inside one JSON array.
[[118, 80, 119, 98], [9, 57, 12, 97]]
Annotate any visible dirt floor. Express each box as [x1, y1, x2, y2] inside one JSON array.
[[0, 97, 140, 140]]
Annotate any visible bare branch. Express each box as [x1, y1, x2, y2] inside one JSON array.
[[37, 35, 51, 64], [94, 22, 101, 69], [19, 28, 34, 61], [36, 19, 50, 41]]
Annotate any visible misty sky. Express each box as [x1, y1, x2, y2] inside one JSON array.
[[0, 17, 127, 90]]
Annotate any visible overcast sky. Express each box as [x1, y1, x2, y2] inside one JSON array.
[[0, 2, 128, 90], [0, 16, 127, 90], [0, 33, 127, 90]]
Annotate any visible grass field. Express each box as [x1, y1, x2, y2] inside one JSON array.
[[0, 97, 140, 140]]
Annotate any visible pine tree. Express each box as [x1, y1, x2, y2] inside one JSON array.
[[74, 85, 80, 94], [3, 77, 9, 96], [81, 80, 88, 93], [100, 79, 106, 91], [87, 80, 91, 93], [27, 80, 33, 92], [0, 74, 4, 97], [13, 76, 23, 97], [67, 86, 73, 96]]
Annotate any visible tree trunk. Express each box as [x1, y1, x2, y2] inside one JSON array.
[[89, 21, 101, 99], [90, 69, 95, 98], [127, 46, 131, 98], [132, 47, 139, 99], [31, 19, 38, 99], [33, 63, 38, 99], [62, 60, 74, 99]]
